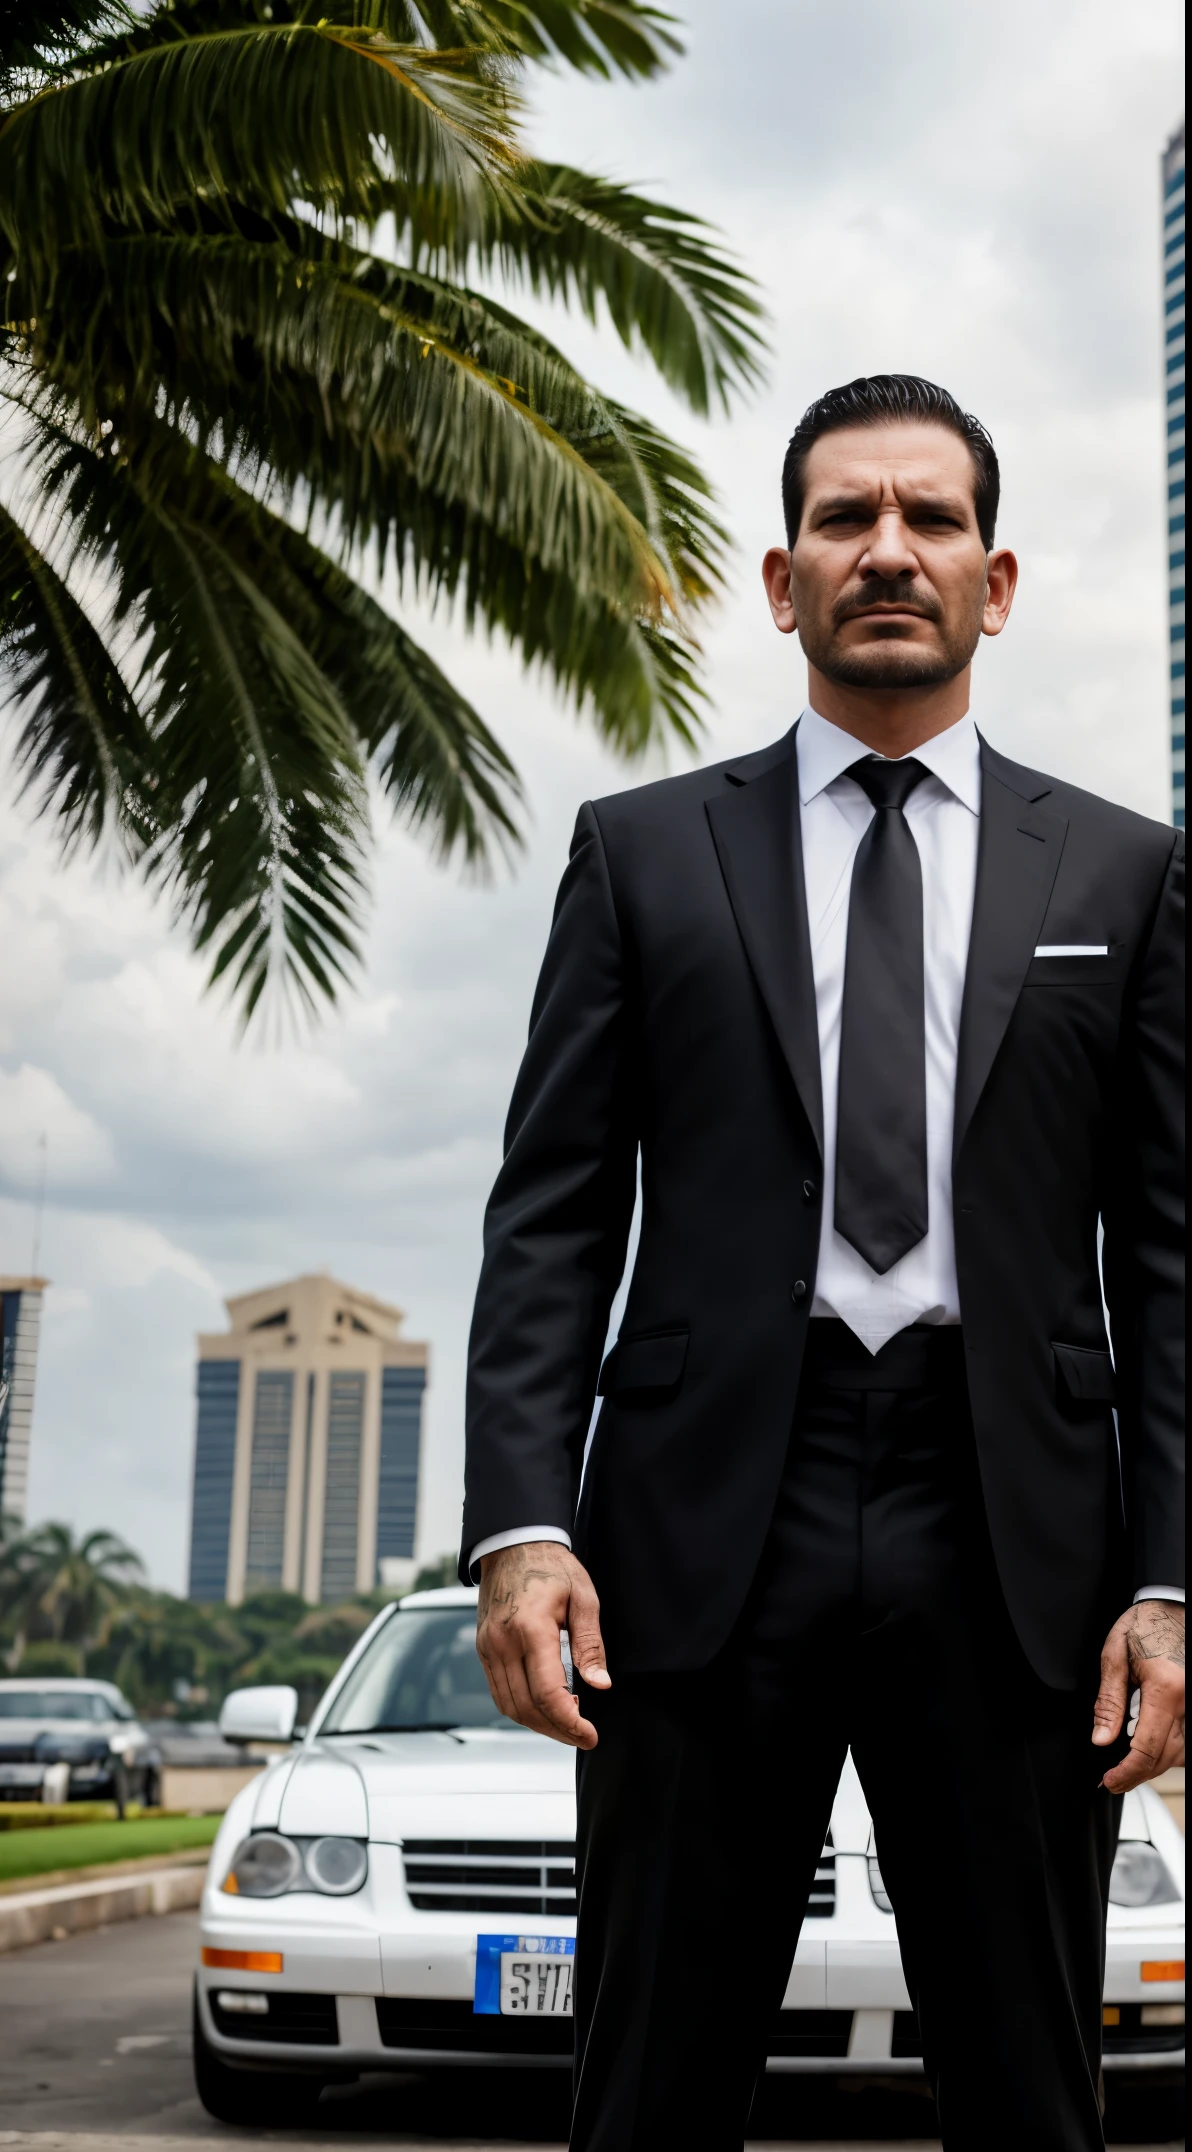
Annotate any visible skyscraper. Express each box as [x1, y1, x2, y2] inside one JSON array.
[[1164, 122, 1185, 829], [186, 1273, 429, 1605], [0, 1276, 47, 1526]]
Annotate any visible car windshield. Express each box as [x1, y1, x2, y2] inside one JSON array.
[[318, 1606, 501, 1734], [0, 1691, 112, 1722]]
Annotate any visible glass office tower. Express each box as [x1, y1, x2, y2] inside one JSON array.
[[0, 1276, 46, 1525]]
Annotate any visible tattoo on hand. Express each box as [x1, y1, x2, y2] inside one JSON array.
[[1128, 1604, 1185, 1670], [478, 1544, 573, 1636]]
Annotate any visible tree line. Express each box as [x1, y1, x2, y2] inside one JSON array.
[[0, 1518, 458, 1719]]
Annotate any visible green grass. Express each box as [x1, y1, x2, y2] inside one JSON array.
[[0, 1812, 220, 1884], [0, 1802, 175, 1831]]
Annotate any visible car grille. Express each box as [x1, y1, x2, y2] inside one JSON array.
[[805, 1836, 836, 1917], [892, 2010, 922, 2057], [209, 1992, 339, 2045], [402, 1839, 577, 1917], [374, 1999, 852, 2061], [768, 2008, 852, 2057], [376, 1996, 573, 2057], [401, 1838, 832, 1919], [896, 2007, 1188, 2064]]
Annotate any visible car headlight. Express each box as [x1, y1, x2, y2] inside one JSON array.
[[1109, 1842, 1180, 1908], [223, 1832, 304, 1897], [305, 1836, 368, 1895], [222, 1832, 368, 1899]]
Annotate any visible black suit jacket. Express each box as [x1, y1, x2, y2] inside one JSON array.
[[461, 725, 1184, 1688]]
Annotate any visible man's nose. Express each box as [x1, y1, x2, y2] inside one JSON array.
[[859, 509, 919, 580]]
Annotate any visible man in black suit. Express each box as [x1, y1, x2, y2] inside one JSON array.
[[460, 375, 1185, 2149]]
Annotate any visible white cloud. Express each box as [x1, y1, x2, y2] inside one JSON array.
[[0, 1065, 114, 1188], [0, 0, 1182, 1582]]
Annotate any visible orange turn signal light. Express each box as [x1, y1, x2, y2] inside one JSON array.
[[201, 1947, 283, 1974], [1102, 2006, 1120, 2026], [1140, 1960, 1184, 1983]]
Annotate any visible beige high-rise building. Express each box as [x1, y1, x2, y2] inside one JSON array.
[[186, 1273, 429, 1606]]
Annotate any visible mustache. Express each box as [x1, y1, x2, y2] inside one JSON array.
[[831, 578, 943, 626]]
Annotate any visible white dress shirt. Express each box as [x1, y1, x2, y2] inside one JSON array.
[[798, 704, 978, 1353], [471, 709, 1182, 1603]]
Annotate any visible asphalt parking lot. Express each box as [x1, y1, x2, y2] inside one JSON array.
[[0, 1911, 1181, 2150]]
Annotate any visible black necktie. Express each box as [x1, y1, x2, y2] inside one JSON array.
[[834, 756, 930, 1275]]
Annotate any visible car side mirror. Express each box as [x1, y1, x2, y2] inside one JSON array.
[[218, 1685, 299, 1745]]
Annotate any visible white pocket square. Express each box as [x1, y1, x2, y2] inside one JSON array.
[[1034, 944, 1109, 957]]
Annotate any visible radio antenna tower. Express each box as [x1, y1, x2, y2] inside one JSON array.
[[30, 1131, 48, 1277]]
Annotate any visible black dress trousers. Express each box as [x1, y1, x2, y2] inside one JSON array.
[[570, 1324, 1124, 2152]]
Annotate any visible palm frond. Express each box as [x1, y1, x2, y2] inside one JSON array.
[[457, 0, 680, 77], [228, 386, 711, 756], [9, 390, 530, 1007], [394, 162, 766, 415], [37, 231, 725, 745], [172, 458, 527, 860], [74, 1, 679, 81], [0, 0, 765, 1022], [23, 237, 697, 624], [20, 406, 371, 1018], [147, 524, 371, 1021], [0, 23, 519, 291], [245, 518, 526, 863], [457, 534, 707, 752], [0, 493, 150, 849], [22, 231, 720, 615], [0, 1, 131, 87]]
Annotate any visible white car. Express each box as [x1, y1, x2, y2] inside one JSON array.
[[194, 1587, 1185, 2124]]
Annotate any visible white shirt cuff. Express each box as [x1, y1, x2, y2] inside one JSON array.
[[468, 1526, 573, 1581], [1133, 1586, 1185, 1605]]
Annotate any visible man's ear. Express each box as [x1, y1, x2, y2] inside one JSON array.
[[981, 547, 1018, 639], [762, 547, 798, 636]]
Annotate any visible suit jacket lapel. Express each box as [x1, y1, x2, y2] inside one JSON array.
[[954, 739, 1069, 1159], [706, 726, 824, 1156]]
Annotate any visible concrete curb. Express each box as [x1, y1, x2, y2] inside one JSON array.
[[0, 1862, 206, 1954], [0, 2140, 573, 2152], [0, 1844, 211, 1897]]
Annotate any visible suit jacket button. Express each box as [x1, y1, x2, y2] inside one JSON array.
[[802, 1180, 819, 1204], [791, 1280, 808, 1303]]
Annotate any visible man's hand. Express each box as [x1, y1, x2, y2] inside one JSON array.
[[1092, 1601, 1185, 1793], [476, 1542, 610, 1750]]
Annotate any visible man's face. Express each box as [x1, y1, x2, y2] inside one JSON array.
[[784, 420, 998, 690]]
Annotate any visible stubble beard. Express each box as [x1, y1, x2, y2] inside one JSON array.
[[816, 638, 968, 692], [797, 578, 984, 694]]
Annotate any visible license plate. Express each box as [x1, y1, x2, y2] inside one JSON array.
[[0, 1765, 45, 1788], [474, 1932, 574, 2017]]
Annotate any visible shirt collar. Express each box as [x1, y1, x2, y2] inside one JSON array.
[[796, 705, 981, 815]]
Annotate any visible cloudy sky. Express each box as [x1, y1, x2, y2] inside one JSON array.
[[0, 0, 1183, 1588]]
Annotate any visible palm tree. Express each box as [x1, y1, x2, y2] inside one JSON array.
[[0, 1519, 145, 1669], [0, 2, 763, 1022]]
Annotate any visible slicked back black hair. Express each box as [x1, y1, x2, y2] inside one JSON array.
[[782, 374, 1000, 550]]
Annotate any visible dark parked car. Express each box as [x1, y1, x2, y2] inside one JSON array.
[[0, 1679, 162, 1813]]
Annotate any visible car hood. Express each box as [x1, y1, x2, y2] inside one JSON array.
[[0, 1716, 114, 1741], [250, 1725, 576, 1845]]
